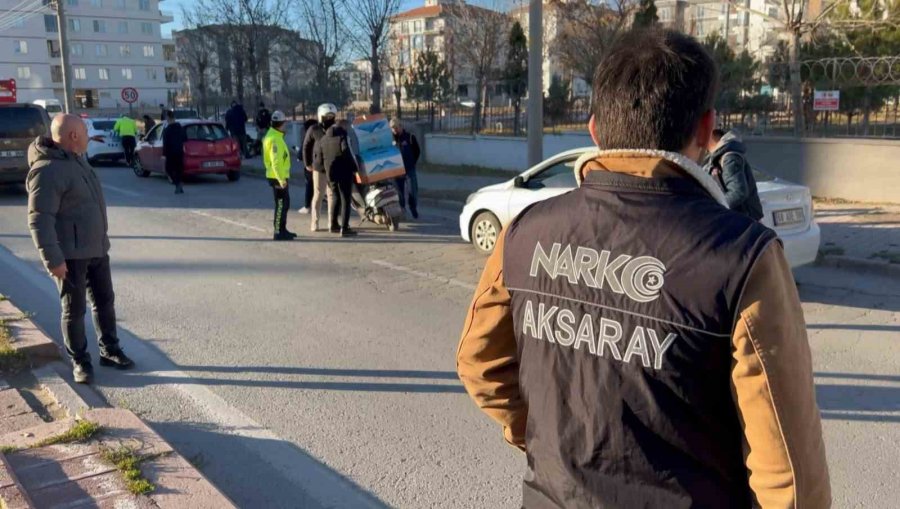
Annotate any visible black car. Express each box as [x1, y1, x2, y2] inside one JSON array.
[[0, 104, 51, 185]]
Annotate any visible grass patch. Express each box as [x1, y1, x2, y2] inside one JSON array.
[[0, 320, 28, 374], [100, 446, 156, 495], [870, 250, 900, 264], [419, 163, 514, 179], [818, 246, 846, 257], [34, 420, 101, 447], [0, 445, 18, 454]]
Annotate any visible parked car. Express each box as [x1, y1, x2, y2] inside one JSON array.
[[32, 99, 63, 119], [83, 117, 124, 164], [132, 120, 241, 182], [459, 147, 821, 268], [0, 104, 50, 185], [172, 108, 200, 120]]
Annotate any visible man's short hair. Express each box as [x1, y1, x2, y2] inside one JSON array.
[[166, 109, 175, 120], [591, 29, 718, 152], [711, 128, 726, 141]]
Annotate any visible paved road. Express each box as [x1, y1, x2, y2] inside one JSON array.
[[0, 165, 897, 508]]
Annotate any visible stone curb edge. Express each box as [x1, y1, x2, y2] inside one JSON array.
[[0, 297, 237, 508], [817, 255, 900, 278]]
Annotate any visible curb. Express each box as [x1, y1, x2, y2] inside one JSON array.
[[33, 362, 106, 415], [817, 255, 900, 278], [0, 301, 61, 364]]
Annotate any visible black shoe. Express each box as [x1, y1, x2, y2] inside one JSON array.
[[175, 185, 184, 194], [411, 209, 419, 219], [340, 228, 358, 237], [99, 349, 135, 370], [73, 362, 94, 384], [329, 227, 341, 234], [273, 232, 294, 241], [284, 230, 298, 239]]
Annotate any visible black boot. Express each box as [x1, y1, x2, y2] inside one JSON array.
[[273, 232, 294, 241], [99, 349, 135, 370], [340, 228, 358, 237], [73, 362, 94, 384]]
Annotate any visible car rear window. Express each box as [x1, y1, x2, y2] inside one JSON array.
[[92, 120, 116, 131], [46, 104, 63, 113], [0, 107, 47, 139], [184, 124, 228, 141]]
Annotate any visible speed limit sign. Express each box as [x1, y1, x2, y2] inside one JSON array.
[[121, 87, 139, 104]]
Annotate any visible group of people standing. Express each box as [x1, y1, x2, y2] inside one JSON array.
[[263, 102, 421, 241]]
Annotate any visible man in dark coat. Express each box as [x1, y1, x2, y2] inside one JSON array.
[[390, 118, 421, 219], [314, 122, 358, 237], [705, 129, 764, 220], [162, 110, 186, 194], [225, 101, 249, 158]]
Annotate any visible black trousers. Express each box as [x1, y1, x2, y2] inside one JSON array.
[[395, 172, 418, 214], [55, 256, 120, 365], [304, 169, 314, 209], [269, 179, 290, 234], [232, 133, 249, 158], [165, 154, 184, 186], [329, 177, 353, 230], [121, 136, 136, 165]]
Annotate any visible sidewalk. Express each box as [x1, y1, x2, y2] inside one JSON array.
[[0, 295, 235, 509], [814, 201, 900, 276]]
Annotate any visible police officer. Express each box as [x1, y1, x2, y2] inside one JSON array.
[[264, 110, 296, 241], [457, 29, 830, 508], [113, 113, 138, 166]]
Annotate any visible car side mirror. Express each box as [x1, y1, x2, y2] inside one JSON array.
[[513, 176, 525, 188]]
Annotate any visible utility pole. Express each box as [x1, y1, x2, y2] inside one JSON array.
[[54, 0, 75, 113], [527, 0, 543, 167]]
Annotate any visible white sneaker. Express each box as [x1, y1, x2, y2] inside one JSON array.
[[298, 207, 310, 214]]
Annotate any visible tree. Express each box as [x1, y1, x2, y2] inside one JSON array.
[[344, 0, 402, 114], [703, 33, 761, 125], [293, 0, 344, 99], [384, 32, 408, 118], [406, 50, 453, 125], [448, 0, 511, 133], [174, 26, 218, 117], [550, 0, 633, 88], [544, 74, 572, 123], [632, 0, 658, 28], [504, 21, 528, 135]]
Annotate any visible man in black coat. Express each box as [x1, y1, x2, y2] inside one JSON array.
[[162, 110, 186, 194], [314, 122, 358, 237], [705, 129, 763, 220], [225, 101, 249, 158]]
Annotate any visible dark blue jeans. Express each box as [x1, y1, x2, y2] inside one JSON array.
[[56, 256, 120, 364], [395, 170, 418, 214]]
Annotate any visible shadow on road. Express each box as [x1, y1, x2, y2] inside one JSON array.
[[815, 383, 900, 423], [177, 364, 459, 380]]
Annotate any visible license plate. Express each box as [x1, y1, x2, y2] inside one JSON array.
[[0, 150, 24, 158], [773, 207, 805, 226], [202, 160, 225, 168]]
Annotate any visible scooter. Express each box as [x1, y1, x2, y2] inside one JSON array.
[[354, 180, 404, 231]]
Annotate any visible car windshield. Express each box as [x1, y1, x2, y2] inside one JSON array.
[[185, 124, 228, 141], [46, 104, 63, 113], [91, 120, 116, 131], [0, 107, 47, 138]]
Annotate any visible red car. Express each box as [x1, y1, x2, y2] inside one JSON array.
[[132, 120, 241, 182]]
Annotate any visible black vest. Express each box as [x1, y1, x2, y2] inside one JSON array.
[[503, 170, 777, 508]]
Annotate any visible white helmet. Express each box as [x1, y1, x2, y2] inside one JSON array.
[[271, 110, 287, 123], [317, 103, 338, 123]]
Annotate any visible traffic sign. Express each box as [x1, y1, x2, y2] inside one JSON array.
[[121, 87, 139, 104], [0, 79, 16, 104], [813, 90, 840, 111]]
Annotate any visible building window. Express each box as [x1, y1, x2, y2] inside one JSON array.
[[69, 18, 81, 32], [163, 44, 175, 61], [457, 84, 469, 97], [45, 14, 58, 32], [141, 22, 153, 35], [118, 21, 128, 33], [17, 67, 31, 79], [164, 67, 177, 83], [74, 67, 87, 80], [96, 44, 108, 57], [10, 16, 26, 28], [120, 44, 131, 57], [401, 21, 408, 34], [122, 68, 133, 80], [51, 65, 62, 83], [14, 40, 28, 54], [146, 68, 157, 80], [412, 35, 423, 51], [138, 0, 149, 10], [143, 45, 155, 57], [99, 68, 109, 80], [93, 20, 105, 33], [91, 0, 102, 6], [413, 20, 423, 32], [71, 43, 83, 56], [47, 40, 61, 58]]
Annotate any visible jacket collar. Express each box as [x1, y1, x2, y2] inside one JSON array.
[[574, 149, 728, 207]]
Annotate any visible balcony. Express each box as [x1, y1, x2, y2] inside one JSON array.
[[159, 10, 175, 23]]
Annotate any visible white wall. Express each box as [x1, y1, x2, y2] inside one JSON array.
[[425, 132, 592, 171]]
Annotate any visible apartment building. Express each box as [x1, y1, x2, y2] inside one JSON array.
[[0, 0, 178, 110]]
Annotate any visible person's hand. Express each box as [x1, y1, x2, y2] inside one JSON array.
[[279, 180, 288, 189], [49, 262, 67, 280]]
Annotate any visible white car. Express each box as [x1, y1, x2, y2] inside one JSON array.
[[459, 147, 821, 268], [83, 118, 124, 164]]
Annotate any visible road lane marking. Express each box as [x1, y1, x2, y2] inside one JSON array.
[[190, 210, 268, 233], [371, 259, 476, 290], [102, 183, 143, 198]]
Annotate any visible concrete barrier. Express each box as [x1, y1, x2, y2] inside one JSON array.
[[423, 132, 900, 203]]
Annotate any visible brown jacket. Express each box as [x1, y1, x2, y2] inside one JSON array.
[[457, 154, 831, 508]]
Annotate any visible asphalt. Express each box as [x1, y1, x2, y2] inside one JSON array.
[[0, 164, 897, 508]]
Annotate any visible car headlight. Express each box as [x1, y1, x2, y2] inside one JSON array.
[[465, 193, 476, 205]]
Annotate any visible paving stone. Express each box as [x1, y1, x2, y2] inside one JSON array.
[[85, 409, 173, 457], [0, 390, 33, 420], [12, 450, 115, 493], [0, 419, 74, 450], [0, 485, 33, 509], [144, 451, 238, 509], [0, 414, 45, 436], [28, 471, 132, 509], [4, 443, 94, 472], [4, 320, 60, 362], [0, 300, 20, 320]]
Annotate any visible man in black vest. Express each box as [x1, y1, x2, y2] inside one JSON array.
[[457, 29, 830, 508]]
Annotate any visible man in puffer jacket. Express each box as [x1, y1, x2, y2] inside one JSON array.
[[705, 129, 764, 220]]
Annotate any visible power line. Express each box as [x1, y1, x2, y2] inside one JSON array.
[[0, 0, 49, 33]]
